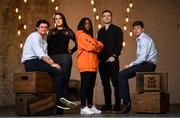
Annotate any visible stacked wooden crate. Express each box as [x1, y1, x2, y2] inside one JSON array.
[[67, 80, 80, 101], [131, 72, 169, 113], [13, 72, 56, 115]]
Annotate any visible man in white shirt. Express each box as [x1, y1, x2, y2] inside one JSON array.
[[118, 21, 157, 113], [21, 19, 77, 114]]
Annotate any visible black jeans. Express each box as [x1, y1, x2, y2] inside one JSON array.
[[99, 59, 120, 107], [24, 59, 65, 104], [118, 62, 156, 102], [80, 72, 96, 107], [50, 53, 72, 96]]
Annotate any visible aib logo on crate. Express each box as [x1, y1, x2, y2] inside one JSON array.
[[144, 74, 160, 91]]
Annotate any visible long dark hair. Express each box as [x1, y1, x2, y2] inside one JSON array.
[[77, 17, 93, 37], [54, 12, 69, 29]]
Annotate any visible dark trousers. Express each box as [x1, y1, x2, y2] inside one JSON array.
[[118, 62, 156, 102], [50, 53, 72, 96], [24, 59, 65, 103], [99, 59, 120, 107], [80, 72, 96, 107]]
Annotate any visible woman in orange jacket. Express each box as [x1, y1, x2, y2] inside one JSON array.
[[76, 17, 103, 115]]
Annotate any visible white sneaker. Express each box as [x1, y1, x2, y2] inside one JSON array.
[[80, 106, 94, 115], [90, 106, 101, 114], [60, 97, 78, 109]]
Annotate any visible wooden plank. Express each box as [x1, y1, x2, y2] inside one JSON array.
[[29, 96, 55, 115]]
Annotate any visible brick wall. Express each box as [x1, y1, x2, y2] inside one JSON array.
[[0, 0, 180, 106], [0, 0, 12, 106]]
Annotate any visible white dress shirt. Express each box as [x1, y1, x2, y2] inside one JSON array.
[[129, 32, 157, 67], [21, 31, 48, 63]]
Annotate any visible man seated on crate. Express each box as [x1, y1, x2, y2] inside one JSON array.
[[21, 19, 77, 114], [118, 21, 157, 113]]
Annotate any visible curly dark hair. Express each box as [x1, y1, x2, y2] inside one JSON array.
[[36, 19, 50, 28], [132, 21, 144, 28]]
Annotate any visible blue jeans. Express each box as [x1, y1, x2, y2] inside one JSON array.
[[24, 59, 65, 102], [50, 53, 72, 96], [118, 62, 156, 102]]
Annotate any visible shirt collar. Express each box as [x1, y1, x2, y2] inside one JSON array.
[[103, 23, 113, 31], [136, 32, 144, 41]]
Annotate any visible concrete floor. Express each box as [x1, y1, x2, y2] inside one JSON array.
[[0, 104, 180, 117]]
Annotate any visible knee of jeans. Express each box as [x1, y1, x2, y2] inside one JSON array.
[[53, 70, 64, 78], [117, 72, 123, 79], [118, 72, 127, 81]]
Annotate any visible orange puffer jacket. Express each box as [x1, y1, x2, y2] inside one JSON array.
[[76, 30, 103, 72]]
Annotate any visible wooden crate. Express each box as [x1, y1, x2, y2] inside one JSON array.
[[69, 80, 80, 88], [136, 72, 168, 93], [68, 80, 80, 101], [131, 92, 169, 113], [13, 72, 55, 93], [15, 93, 56, 115]]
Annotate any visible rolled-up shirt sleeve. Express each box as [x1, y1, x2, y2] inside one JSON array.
[[128, 32, 157, 67], [31, 33, 47, 59], [128, 38, 151, 67]]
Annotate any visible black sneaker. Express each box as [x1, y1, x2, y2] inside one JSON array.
[[60, 97, 78, 109], [113, 105, 121, 111], [56, 100, 70, 110], [100, 105, 112, 111], [120, 102, 131, 113], [56, 105, 70, 110], [56, 107, 64, 115]]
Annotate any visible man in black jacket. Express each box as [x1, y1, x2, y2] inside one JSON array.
[[97, 10, 123, 111]]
